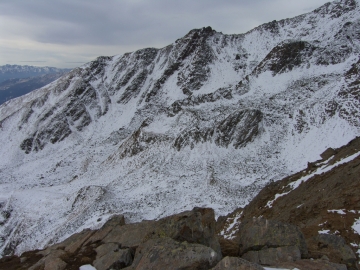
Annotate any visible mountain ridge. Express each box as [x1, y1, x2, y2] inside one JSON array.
[[0, 72, 69, 105], [0, 64, 71, 83]]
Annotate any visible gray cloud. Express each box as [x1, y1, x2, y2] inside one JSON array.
[[0, 0, 330, 68]]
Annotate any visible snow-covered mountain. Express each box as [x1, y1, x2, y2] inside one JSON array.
[[0, 0, 359, 257]]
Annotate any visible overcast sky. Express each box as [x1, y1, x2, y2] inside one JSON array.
[[0, 0, 330, 69]]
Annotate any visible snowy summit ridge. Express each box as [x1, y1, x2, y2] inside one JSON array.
[[0, 0, 359, 256]]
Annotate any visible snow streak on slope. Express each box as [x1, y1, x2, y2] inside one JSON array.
[[0, 0, 359, 256]]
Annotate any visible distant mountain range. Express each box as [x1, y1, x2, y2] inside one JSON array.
[[0, 65, 71, 104], [0, 64, 70, 83]]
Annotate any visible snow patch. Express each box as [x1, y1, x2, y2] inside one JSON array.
[[328, 209, 346, 214], [219, 211, 242, 239], [79, 265, 97, 270]]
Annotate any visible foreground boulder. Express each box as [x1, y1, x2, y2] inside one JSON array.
[[211, 256, 264, 270], [93, 243, 134, 270], [98, 207, 221, 255], [233, 217, 308, 264], [1, 206, 354, 269], [125, 237, 221, 270], [217, 215, 351, 269], [241, 246, 301, 266], [273, 258, 348, 270], [0, 207, 222, 269], [306, 234, 357, 270]]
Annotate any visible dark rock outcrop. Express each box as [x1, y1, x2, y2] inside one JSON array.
[[254, 40, 315, 75], [174, 109, 262, 150], [168, 87, 233, 116]]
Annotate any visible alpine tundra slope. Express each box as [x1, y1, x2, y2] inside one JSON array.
[[0, 0, 359, 256]]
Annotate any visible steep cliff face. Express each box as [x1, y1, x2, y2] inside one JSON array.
[[0, 0, 359, 257]]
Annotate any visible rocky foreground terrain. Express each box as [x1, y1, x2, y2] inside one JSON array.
[[0, 137, 359, 269]]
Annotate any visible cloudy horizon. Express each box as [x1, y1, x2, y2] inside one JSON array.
[[0, 0, 331, 69]]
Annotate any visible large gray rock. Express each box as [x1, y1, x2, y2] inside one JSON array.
[[241, 246, 301, 265], [156, 207, 222, 255], [93, 243, 133, 270], [211, 256, 265, 270], [102, 220, 156, 248], [47, 229, 95, 254], [275, 259, 348, 270], [101, 207, 221, 255], [29, 250, 67, 270], [306, 234, 358, 270], [84, 215, 125, 245], [128, 237, 221, 270], [44, 257, 67, 270], [234, 217, 308, 258]]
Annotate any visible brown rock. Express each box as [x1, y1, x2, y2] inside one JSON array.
[[307, 234, 358, 270], [29, 249, 67, 270], [103, 207, 221, 254], [2, 208, 220, 269], [44, 257, 67, 270], [211, 256, 265, 270], [95, 242, 120, 258], [235, 217, 308, 257], [102, 219, 157, 248], [276, 259, 348, 270], [47, 229, 95, 254], [156, 207, 222, 255], [129, 237, 221, 270], [85, 215, 125, 245], [218, 238, 240, 257], [93, 243, 133, 270], [320, 147, 336, 159], [229, 137, 360, 267], [242, 246, 301, 265], [65, 230, 95, 254]]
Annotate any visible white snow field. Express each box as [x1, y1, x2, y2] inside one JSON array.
[[0, 0, 359, 256]]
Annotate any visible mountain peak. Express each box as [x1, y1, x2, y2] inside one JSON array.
[[0, 0, 359, 258]]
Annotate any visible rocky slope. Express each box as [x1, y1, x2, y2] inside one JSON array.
[[0, 0, 359, 258], [218, 136, 360, 269]]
